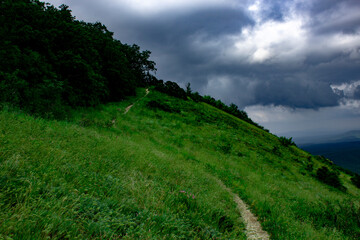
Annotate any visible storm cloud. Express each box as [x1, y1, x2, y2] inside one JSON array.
[[46, 0, 360, 138]]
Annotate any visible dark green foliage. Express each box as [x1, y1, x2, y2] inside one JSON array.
[[219, 143, 232, 154], [331, 164, 356, 176], [315, 155, 334, 166], [237, 152, 244, 157], [351, 174, 360, 188], [147, 100, 180, 113], [316, 166, 345, 191], [279, 136, 296, 147], [305, 163, 314, 172], [216, 214, 234, 232], [186, 82, 192, 95], [190, 91, 203, 102], [272, 146, 281, 156], [163, 81, 187, 99], [0, 0, 155, 117], [145, 76, 187, 99]]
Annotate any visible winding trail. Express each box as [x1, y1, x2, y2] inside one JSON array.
[[124, 88, 150, 114], [217, 180, 270, 240], [124, 88, 269, 239]]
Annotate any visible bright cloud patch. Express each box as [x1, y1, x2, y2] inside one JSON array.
[[232, 16, 307, 63], [117, 0, 237, 15], [331, 80, 360, 99]]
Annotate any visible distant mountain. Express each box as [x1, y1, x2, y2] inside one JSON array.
[[302, 141, 360, 174], [331, 130, 360, 143], [295, 130, 360, 145]]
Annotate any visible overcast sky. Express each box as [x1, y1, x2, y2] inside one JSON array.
[[46, 0, 360, 141]]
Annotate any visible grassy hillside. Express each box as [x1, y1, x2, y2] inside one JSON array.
[[1, 88, 360, 239]]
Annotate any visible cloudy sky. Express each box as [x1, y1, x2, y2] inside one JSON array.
[[46, 0, 360, 142]]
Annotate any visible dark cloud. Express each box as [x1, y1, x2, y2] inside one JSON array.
[[254, 79, 340, 109], [175, 8, 254, 37], [304, 56, 360, 85], [354, 86, 360, 99], [305, 0, 360, 34], [46, 0, 360, 112], [114, 7, 253, 50], [307, 0, 360, 14]]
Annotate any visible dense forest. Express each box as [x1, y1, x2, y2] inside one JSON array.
[[0, 0, 156, 117], [0, 0, 264, 129]]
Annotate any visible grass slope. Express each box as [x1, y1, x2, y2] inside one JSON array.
[[1, 88, 359, 239]]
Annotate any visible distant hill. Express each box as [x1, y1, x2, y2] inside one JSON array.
[[295, 130, 360, 145], [332, 130, 360, 143], [302, 141, 360, 174]]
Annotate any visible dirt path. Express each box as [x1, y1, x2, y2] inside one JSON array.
[[123, 88, 268, 239], [218, 180, 270, 240], [124, 89, 150, 114]]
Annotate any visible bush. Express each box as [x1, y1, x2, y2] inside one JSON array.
[[315, 155, 334, 166], [190, 92, 203, 102], [316, 166, 345, 191], [163, 81, 187, 99], [146, 100, 180, 113], [351, 174, 360, 188], [219, 143, 232, 154], [272, 146, 281, 156], [305, 163, 313, 172], [279, 136, 296, 147]]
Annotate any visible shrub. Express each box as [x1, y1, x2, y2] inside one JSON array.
[[314, 155, 334, 166], [279, 136, 296, 147], [219, 143, 232, 154], [305, 163, 314, 172], [190, 92, 203, 102], [146, 100, 180, 113], [351, 174, 360, 188], [163, 81, 187, 99], [316, 166, 345, 191], [272, 146, 281, 156]]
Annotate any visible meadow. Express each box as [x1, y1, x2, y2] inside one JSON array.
[[1, 88, 359, 239]]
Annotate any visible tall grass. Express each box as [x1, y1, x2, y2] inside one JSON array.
[[1, 88, 359, 239]]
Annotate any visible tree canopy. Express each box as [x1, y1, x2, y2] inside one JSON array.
[[0, 0, 155, 117]]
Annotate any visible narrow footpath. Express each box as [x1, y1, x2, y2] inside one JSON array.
[[218, 180, 270, 240], [124, 88, 150, 114]]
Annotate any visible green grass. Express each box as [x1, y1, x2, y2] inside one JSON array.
[[1, 88, 359, 239]]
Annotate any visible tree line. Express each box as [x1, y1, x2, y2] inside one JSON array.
[[146, 76, 267, 131]]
